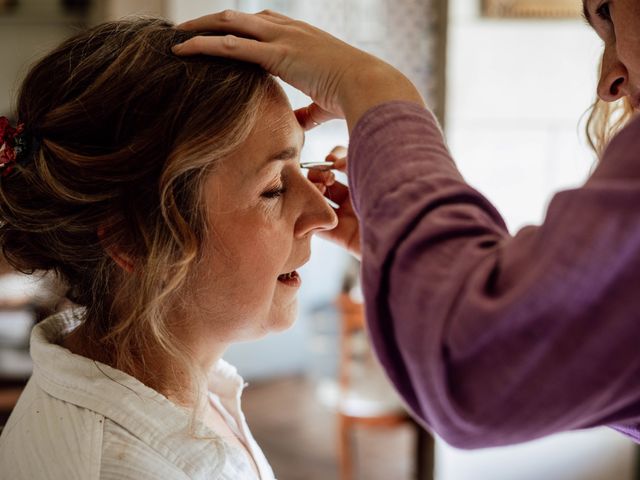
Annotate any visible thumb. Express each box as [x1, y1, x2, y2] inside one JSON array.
[[294, 103, 342, 131]]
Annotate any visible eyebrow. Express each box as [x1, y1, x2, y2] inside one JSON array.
[[265, 131, 306, 164], [267, 146, 300, 162]]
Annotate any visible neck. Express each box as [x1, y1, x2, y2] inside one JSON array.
[[62, 321, 227, 406]]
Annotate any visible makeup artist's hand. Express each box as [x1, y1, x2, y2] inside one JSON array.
[[172, 10, 424, 133], [307, 146, 360, 259]]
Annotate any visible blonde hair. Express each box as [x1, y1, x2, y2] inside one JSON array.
[[585, 96, 635, 158], [0, 18, 277, 406]]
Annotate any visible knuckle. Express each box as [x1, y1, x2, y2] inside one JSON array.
[[220, 9, 237, 22], [259, 9, 274, 15], [222, 35, 238, 49], [183, 37, 201, 52], [292, 20, 309, 31]]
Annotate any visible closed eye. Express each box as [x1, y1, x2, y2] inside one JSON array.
[[596, 2, 611, 21], [262, 186, 287, 199]]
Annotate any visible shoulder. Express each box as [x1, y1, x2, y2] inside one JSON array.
[[0, 380, 231, 480], [0, 378, 104, 479], [100, 420, 191, 480], [591, 115, 640, 182], [100, 419, 250, 480], [605, 115, 640, 157]]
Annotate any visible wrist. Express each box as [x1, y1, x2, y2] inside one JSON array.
[[338, 58, 425, 133]]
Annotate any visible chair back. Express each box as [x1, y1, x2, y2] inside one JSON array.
[[335, 293, 365, 393]]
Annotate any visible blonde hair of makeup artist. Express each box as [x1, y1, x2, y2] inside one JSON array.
[[0, 18, 278, 413], [587, 97, 634, 156]]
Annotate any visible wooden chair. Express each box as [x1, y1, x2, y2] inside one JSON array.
[[335, 292, 434, 480]]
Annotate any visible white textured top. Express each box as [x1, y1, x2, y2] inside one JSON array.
[[0, 309, 276, 479]]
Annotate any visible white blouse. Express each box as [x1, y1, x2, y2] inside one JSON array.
[[0, 309, 276, 479]]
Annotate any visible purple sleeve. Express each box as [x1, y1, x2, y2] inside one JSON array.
[[348, 101, 640, 448]]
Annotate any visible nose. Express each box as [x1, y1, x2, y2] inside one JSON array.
[[597, 46, 629, 102], [294, 176, 338, 238]]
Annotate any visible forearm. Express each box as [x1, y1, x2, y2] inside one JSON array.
[[338, 60, 425, 135], [349, 102, 640, 447]]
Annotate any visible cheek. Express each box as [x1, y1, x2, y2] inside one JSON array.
[[232, 214, 290, 263], [207, 209, 294, 291], [617, 11, 640, 77], [618, 40, 640, 77], [213, 220, 299, 335]]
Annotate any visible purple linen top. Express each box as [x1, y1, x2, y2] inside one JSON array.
[[347, 101, 640, 448]]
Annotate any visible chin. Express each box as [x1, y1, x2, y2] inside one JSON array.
[[266, 302, 298, 333], [271, 317, 296, 332]]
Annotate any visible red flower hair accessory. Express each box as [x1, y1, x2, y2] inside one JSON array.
[[0, 116, 34, 177]]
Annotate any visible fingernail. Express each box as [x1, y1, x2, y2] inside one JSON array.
[[172, 43, 183, 53]]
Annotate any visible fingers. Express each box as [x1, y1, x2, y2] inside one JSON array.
[[325, 179, 350, 207], [328, 146, 347, 157], [331, 156, 347, 172], [305, 145, 347, 203], [294, 103, 341, 131], [307, 168, 336, 186], [326, 146, 347, 172], [173, 35, 277, 69], [306, 168, 349, 207], [256, 9, 293, 23], [176, 10, 279, 39]]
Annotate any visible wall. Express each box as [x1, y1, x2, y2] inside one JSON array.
[[0, 1, 80, 117], [446, 0, 603, 232], [94, 0, 164, 21]]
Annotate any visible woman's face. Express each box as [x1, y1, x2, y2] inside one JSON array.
[[185, 89, 337, 349], [584, 0, 640, 109]]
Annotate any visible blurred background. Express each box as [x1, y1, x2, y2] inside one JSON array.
[[0, 0, 639, 479]]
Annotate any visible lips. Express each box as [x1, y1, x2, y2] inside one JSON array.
[[277, 252, 310, 288], [277, 270, 301, 287], [277, 256, 309, 288]]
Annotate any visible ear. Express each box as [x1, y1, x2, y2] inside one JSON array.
[[97, 224, 135, 273]]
